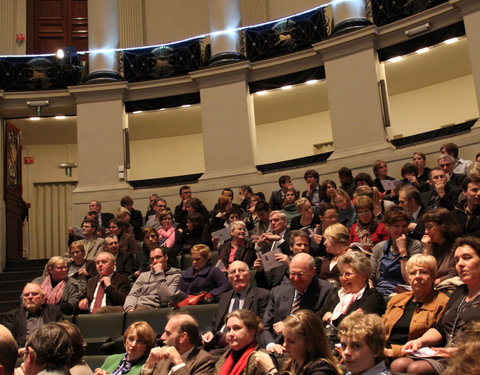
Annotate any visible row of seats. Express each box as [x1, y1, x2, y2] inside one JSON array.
[[68, 303, 219, 356], [175, 251, 219, 270]]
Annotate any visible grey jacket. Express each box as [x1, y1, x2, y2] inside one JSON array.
[[123, 267, 181, 311]]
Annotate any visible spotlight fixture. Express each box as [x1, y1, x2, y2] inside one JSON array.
[[27, 99, 49, 117], [56, 47, 79, 65], [405, 23, 431, 37]]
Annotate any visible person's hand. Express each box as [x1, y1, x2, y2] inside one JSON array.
[[78, 298, 89, 311], [406, 175, 419, 186], [100, 276, 111, 288], [322, 312, 332, 323], [267, 344, 285, 356], [94, 369, 109, 375], [254, 256, 264, 271], [134, 270, 140, 279], [273, 321, 284, 335], [408, 222, 417, 232], [402, 338, 423, 353], [431, 347, 457, 358], [396, 234, 407, 256], [202, 331, 214, 344], [14, 363, 25, 375], [181, 199, 188, 210], [254, 351, 276, 373], [151, 262, 163, 273], [384, 348, 394, 357], [433, 179, 446, 197], [274, 253, 290, 266], [145, 346, 183, 367], [311, 233, 322, 245], [77, 269, 88, 277], [421, 235, 433, 254]]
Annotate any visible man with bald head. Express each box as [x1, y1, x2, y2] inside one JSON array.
[[1, 283, 63, 347], [201, 261, 269, 351], [0, 325, 17, 375], [142, 312, 215, 375], [260, 252, 335, 355]]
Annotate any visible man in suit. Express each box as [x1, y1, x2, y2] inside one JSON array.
[[201, 261, 270, 350], [1, 283, 63, 348], [438, 153, 465, 189], [81, 219, 105, 260], [255, 211, 291, 256], [77, 251, 131, 313], [398, 185, 429, 241], [103, 234, 134, 276], [421, 167, 461, 211], [142, 312, 215, 375], [174, 186, 193, 224], [269, 175, 294, 210], [89, 200, 114, 229], [261, 253, 335, 355]]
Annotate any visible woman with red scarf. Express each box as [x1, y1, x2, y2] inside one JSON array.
[[215, 309, 274, 375]]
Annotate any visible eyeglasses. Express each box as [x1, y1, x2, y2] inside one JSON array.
[[339, 271, 358, 278], [290, 271, 308, 278]]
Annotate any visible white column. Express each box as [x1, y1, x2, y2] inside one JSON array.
[[86, 0, 121, 81], [331, 0, 370, 35], [208, 0, 244, 66]]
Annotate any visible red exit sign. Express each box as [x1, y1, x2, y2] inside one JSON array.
[[24, 156, 34, 164]]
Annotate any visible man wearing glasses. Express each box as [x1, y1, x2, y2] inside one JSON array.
[[145, 198, 168, 230], [1, 283, 63, 348]]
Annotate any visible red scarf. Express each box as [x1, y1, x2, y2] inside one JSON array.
[[218, 343, 256, 375], [41, 275, 66, 304]]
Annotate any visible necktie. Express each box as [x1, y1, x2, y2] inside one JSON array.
[[291, 292, 303, 314], [92, 282, 105, 313], [231, 293, 241, 312]]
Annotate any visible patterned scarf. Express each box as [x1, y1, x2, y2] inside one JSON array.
[[41, 275, 66, 305]]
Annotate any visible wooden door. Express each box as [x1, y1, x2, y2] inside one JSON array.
[[27, 0, 88, 55], [4, 122, 24, 260]]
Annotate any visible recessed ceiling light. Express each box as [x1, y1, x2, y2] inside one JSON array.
[[306, 80, 318, 85], [30, 117, 40, 121], [256, 90, 268, 96], [55, 115, 67, 120], [388, 56, 403, 63], [181, 104, 191, 108], [281, 85, 293, 90], [159, 108, 166, 111], [132, 110, 142, 114], [444, 37, 459, 45], [416, 47, 429, 54]]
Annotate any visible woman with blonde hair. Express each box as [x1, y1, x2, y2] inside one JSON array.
[[318, 223, 351, 283], [290, 197, 319, 231], [332, 189, 356, 229]]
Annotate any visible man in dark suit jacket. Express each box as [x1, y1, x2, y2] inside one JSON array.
[[269, 175, 295, 210], [77, 251, 131, 313], [103, 235, 134, 276], [421, 168, 461, 211], [89, 200, 114, 229], [201, 261, 269, 350], [1, 283, 63, 347], [399, 186, 429, 241], [143, 312, 215, 375], [261, 253, 335, 355]]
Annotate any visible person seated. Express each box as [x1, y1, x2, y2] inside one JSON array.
[[302, 169, 322, 207], [438, 153, 465, 190], [32, 256, 82, 315], [179, 198, 210, 230], [338, 167, 356, 199], [354, 185, 395, 221], [332, 189, 356, 229], [453, 175, 480, 237], [255, 211, 292, 256], [338, 311, 391, 375], [144, 194, 159, 223], [421, 167, 461, 211], [202, 261, 270, 353], [138, 227, 177, 272], [258, 310, 342, 375], [212, 207, 243, 250], [103, 235, 135, 276], [247, 200, 270, 237], [157, 210, 176, 249], [76, 219, 105, 260], [215, 309, 273, 375], [319, 180, 337, 207], [289, 198, 319, 231], [95, 321, 156, 375], [269, 175, 295, 211], [67, 241, 97, 294], [1, 282, 63, 348], [217, 221, 255, 268], [175, 213, 211, 255], [382, 254, 449, 359], [442, 321, 480, 375], [56, 320, 93, 375], [210, 196, 232, 232], [310, 204, 339, 258], [400, 163, 428, 193], [175, 244, 230, 303], [370, 206, 422, 296], [108, 218, 138, 255], [413, 152, 431, 190], [421, 207, 461, 286], [261, 253, 335, 355], [440, 142, 473, 175], [243, 194, 262, 232], [318, 223, 351, 284], [142, 312, 215, 375], [390, 236, 480, 375], [349, 196, 390, 254], [398, 185, 429, 241], [124, 247, 181, 312], [145, 198, 167, 230], [281, 187, 300, 227], [78, 251, 131, 314], [319, 251, 385, 327], [120, 195, 144, 240], [372, 160, 396, 198], [354, 172, 374, 189]]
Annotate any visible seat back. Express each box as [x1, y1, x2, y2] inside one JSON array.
[[124, 307, 173, 336], [179, 303, 219, 332]]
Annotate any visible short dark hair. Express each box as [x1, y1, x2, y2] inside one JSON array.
[[222, 188, 234, 198], [226, 207, 241, 221], [453, 236, 480, 257], [401, 163, 418, 178], [462, 175, 480, 191], [354, 172, 373, 187], [289, 230, 311, 247], [383, 206, 410, 226], [303, 169, 319, 181], [120, 196, 133, 207], [254, 200, 270, 213], [26, 323, 73, 371], [318, 203, 338, 216], [240, 185, 253, 194], [110, 217, 125, 228], [82, 218, 98, 231], [338, 167, 353, 178], [186, 198, 204, 213], [400, 185, 421, 205], [86, 211, 99, 220], [429, 167, 445, 179], [279, 175, 291, 187], [441, 142, 459, 158], [179, 185, 190, 195]]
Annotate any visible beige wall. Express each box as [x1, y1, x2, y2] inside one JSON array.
[[388, 74, 479, 138]]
